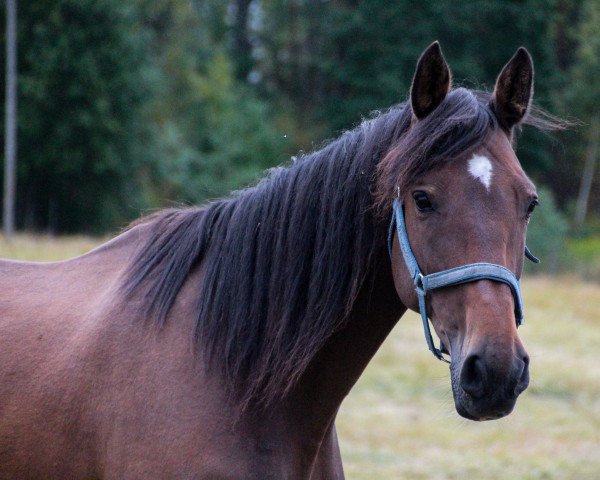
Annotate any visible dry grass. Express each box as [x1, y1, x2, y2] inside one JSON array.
[[0, 233, 106, 262], [1, 235, 598, 478]]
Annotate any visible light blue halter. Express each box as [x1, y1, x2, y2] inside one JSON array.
[[388, 198, 539, 363]]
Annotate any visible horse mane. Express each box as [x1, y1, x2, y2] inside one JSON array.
[[122, 88, 559, 410]]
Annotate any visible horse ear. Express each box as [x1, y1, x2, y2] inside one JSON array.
[[410, 41, 452, 120], [490, 47, 534, 131]]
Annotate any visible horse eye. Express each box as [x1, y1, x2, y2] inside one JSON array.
[[526, 199, 539, 217], [412, 191, 434, 212]]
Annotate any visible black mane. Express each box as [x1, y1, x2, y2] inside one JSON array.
[[123, 88, 553, 409]]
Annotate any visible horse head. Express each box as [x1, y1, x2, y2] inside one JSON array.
[[387, 43, 536, 421]]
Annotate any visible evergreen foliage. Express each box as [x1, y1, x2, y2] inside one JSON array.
[[5, 0, 151, 231], [0, 0, 598, 232]]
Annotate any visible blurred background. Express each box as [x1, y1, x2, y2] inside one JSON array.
[[0, 2, 599, 254], [1, 1, 599, 478]]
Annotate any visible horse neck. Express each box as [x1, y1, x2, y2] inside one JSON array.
[[280, 248, 406, 440]]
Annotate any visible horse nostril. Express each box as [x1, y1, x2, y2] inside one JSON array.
[[460, 354, 487, 399], [515, 355, 530, 395]]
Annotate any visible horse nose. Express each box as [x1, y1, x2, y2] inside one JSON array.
[[459, 352, 530, 399], [459, 354, 487, 399]]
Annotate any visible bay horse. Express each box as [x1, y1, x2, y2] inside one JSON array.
[[0, 43, 558, 479]]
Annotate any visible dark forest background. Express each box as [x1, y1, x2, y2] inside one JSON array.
[[0, 0, 598, 241]]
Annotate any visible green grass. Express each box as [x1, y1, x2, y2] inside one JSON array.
[[1, 235, 599, 479]]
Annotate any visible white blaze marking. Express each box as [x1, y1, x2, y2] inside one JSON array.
[[468, 155, 493, 190]]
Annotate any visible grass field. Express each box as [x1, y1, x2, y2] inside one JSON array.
[[1, 235, 599, 479]]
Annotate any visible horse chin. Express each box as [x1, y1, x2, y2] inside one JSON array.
[[454, 399, 515, 422]]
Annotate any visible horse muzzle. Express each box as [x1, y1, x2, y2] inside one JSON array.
[[451, 348, 530, 421]]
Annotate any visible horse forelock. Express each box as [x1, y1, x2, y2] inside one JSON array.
[[122, 86, 557, 411]]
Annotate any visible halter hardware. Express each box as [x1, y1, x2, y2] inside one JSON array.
[[388, 199, 538, 363]]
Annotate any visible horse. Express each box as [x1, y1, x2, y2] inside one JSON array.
[[0, 42, 560, 479]]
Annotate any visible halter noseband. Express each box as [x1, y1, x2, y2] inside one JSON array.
[[388, 198, 539, 363]]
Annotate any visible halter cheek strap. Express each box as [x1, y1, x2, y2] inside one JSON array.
[[388, 199, 538, 363]]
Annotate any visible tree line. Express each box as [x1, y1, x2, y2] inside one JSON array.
[[1, 0, 598, 233]]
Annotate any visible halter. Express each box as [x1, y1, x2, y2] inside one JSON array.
[[388, 198, 539, 363]]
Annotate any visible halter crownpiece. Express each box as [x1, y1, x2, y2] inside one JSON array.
[[388, 199, 539, 363]]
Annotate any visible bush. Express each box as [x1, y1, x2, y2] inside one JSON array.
[[140, 54, 290, 207], [566, 235, 600, 280]]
